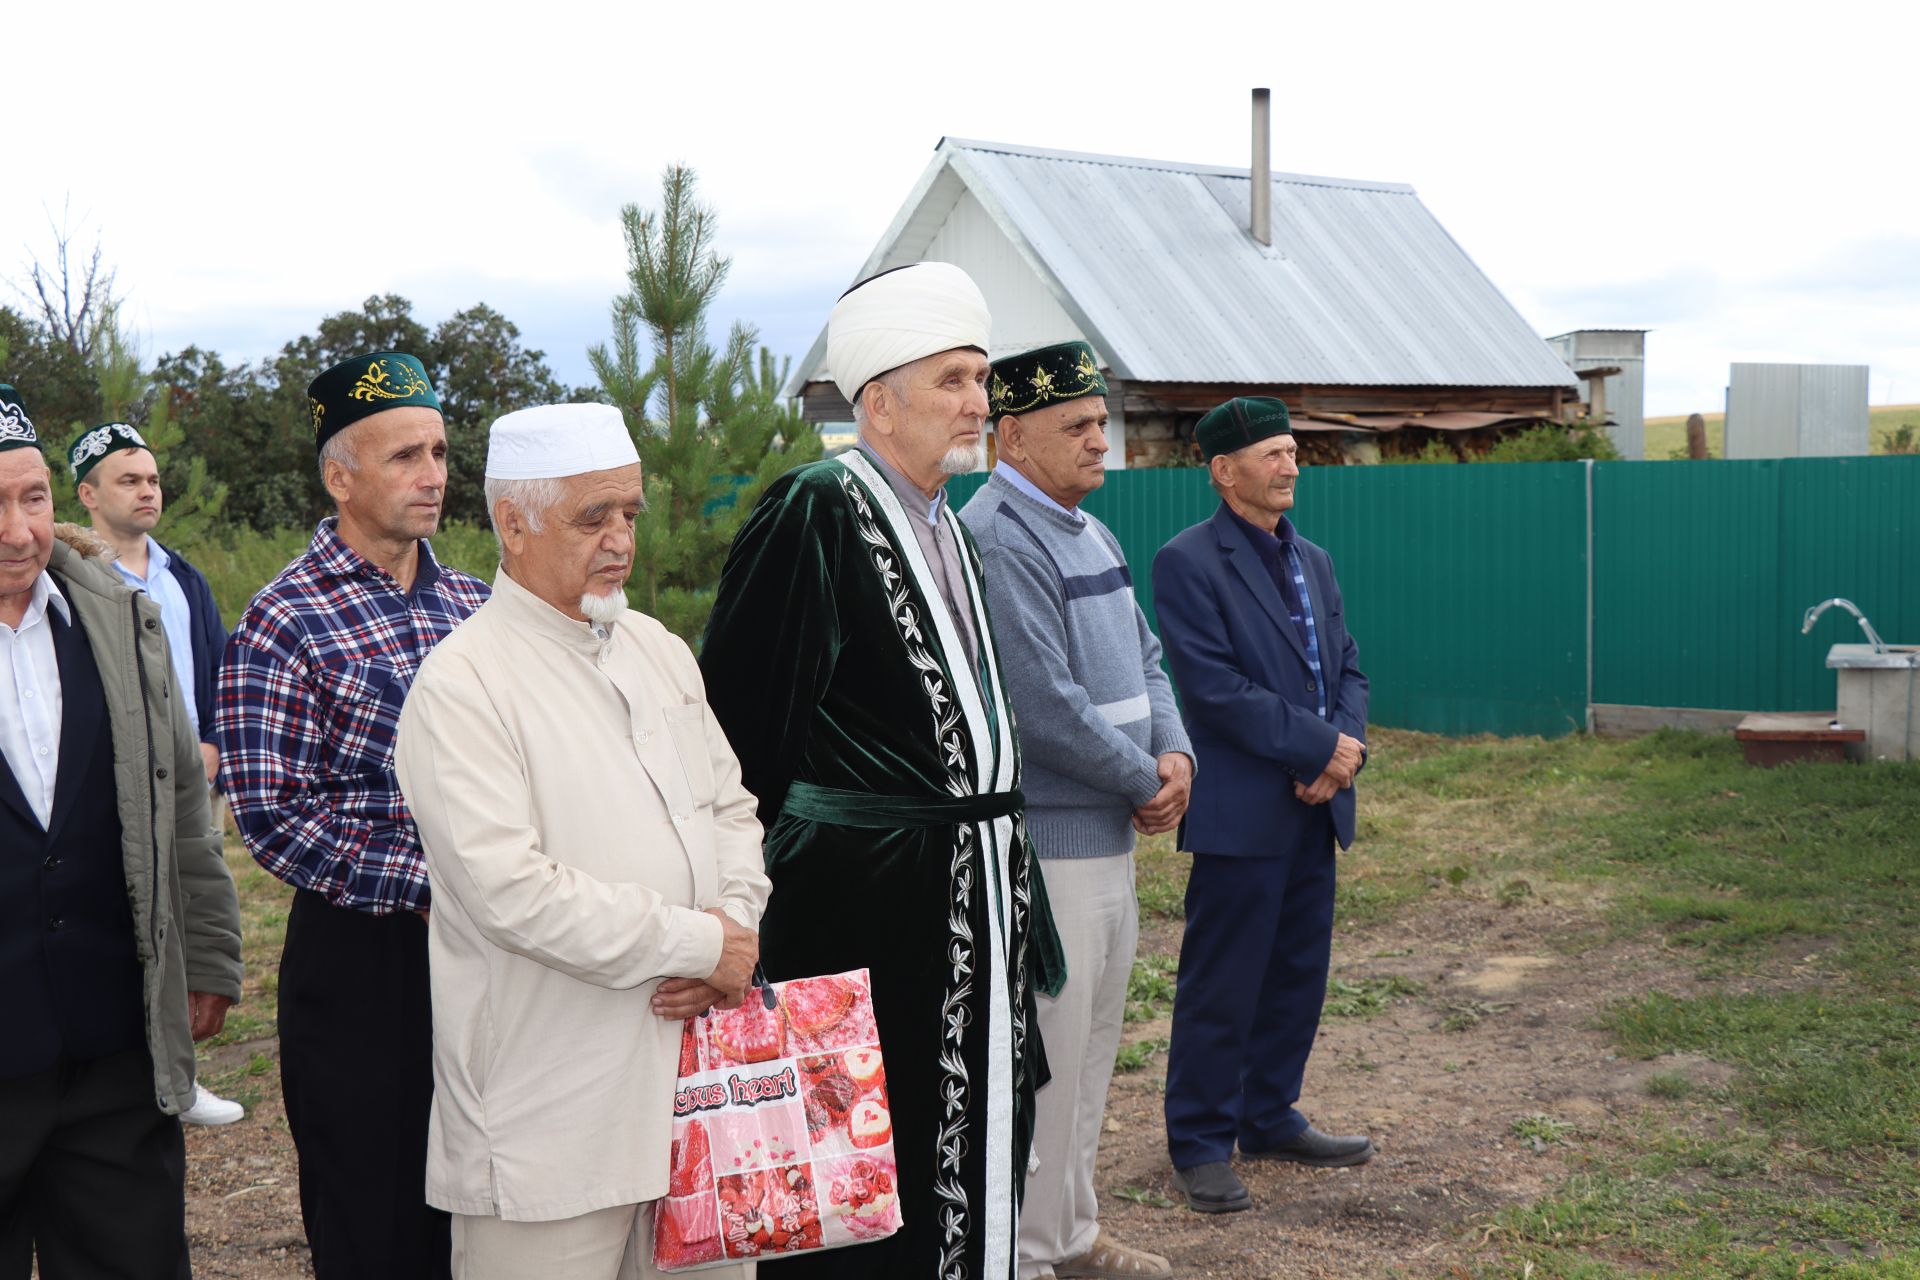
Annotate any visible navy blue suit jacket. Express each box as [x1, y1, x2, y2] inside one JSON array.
[[1153, 504, 1369, 854]]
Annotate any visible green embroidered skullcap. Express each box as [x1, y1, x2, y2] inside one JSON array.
[[1196, 396, 1291, 460], [989, 341, 1108, 420], [0, 384, 39, 456], [306, 351, 441, 455], [68, 422, 151, 485]]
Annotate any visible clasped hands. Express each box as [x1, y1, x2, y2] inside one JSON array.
[[651, 907, 759, 1021], [1293, 732, 1364, 806], [1132, 752, 1194, 836]]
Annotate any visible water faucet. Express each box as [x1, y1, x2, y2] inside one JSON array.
[[1801, 598, 1888, 654]]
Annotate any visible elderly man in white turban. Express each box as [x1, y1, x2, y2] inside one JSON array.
[[394, 403, 769, 1280], [701, 263, 1062, 1280]]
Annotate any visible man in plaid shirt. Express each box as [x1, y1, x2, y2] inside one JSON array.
[[217, 351, 488, 1280]]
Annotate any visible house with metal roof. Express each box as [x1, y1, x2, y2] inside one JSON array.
[[787, 130, 1581, 466]]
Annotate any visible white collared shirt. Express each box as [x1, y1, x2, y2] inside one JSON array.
[[0, 571, 68, 828], [113, 536, 199, 736], [993, 461, 1088, 526]]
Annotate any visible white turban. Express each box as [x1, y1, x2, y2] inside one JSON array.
[[827, 262, 991, 406], [485, 403, 640, 479]]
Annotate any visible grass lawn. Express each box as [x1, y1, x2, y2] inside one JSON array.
[[210, 728, 1918, 1275], [1129, 728, 1920, 1276], [1643, 404, 1920, 460]]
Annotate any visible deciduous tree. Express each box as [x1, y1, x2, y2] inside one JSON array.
[[432, 303, 568, 522], [79, 303, 228, 545]]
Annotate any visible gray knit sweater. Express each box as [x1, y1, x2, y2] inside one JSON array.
[[961, 470, 1192, 858]]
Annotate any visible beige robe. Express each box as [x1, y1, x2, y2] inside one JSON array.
[[395, 568, 770, 1223]]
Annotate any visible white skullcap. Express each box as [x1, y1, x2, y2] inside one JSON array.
[[827, 262, 991, 406], [485, 403, 640, 479]]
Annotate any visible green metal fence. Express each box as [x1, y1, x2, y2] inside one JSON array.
[[1595, 456, 1920, 715], [949, 455, 1920, 737]]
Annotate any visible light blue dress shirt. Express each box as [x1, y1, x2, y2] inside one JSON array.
[[114, 536, 200, 736], [991, 461, 1088, 526]]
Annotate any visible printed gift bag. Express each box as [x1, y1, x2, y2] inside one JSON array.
[[653, 968, 903, 1271]]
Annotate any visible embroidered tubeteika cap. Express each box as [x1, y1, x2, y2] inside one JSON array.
[[68, 422, 151, 484], [1195, 396, 1291, 461], [307, 351, 442, 455]]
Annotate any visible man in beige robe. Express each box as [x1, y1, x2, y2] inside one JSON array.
[[395, 402, 769, 1279]]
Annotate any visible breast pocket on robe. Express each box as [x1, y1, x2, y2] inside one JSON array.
[[660, 701, 718, 808]]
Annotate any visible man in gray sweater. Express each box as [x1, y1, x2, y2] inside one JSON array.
[[961, 342, 1192, 1280]]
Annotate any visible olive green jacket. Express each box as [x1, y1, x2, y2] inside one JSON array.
[[47, 529, 243, 1115]]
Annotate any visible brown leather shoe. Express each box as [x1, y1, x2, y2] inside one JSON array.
[[1056, 1229, 1174, 1278]]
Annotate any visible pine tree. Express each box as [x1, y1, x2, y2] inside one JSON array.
[[589, 165, 820, 642]]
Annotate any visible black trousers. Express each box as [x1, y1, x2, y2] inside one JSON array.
[[0, 1048, 191, 1280], [279, 890, 449, 1280]]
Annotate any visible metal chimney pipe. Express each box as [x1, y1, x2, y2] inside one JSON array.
[[1251, 87, 1272, 246]]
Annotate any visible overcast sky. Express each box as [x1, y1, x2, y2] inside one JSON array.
[[8, 1, 1915, 418]]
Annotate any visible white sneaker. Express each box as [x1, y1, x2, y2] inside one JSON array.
[[182, 1082, 245, 1126]]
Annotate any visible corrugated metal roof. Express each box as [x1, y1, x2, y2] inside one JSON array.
[[790, 139, 1576, 395]]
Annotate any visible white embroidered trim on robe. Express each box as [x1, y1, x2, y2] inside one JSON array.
[[834, 452, 1019, 1280]]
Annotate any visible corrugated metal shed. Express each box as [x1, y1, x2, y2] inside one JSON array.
[[1725, 363, 1870, 458], [1546, 329, 1647, 460], [788, 138, 1577, 396]]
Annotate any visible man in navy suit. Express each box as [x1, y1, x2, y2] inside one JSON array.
[[1152, 396, 1372, 1214]]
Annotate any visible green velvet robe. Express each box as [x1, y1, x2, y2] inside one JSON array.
[[701, 452, 1051, 1280]]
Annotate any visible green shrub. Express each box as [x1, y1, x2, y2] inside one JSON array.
[[1484, 423, 1621, 463], [1379, 438, 1458, 465]]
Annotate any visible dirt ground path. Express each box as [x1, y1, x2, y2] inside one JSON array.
[[181, 893, 1715, 1278], [1087, 896, 1736, 1278]]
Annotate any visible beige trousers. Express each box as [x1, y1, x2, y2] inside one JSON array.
[[453, 1203, 755, 1280], [1018, 853, 1140, 1279]]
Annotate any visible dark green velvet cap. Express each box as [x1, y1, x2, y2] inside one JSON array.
[[1196, 396, 1291, 460], [307, 351, 441, 454], [68, 422, 151, 485], [0, 384, 39, 455], [989, 341, 1108, 419]]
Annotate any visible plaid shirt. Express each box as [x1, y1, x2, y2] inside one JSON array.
[[215, 519, 489, 914], [1276, 519, 1327, 719]]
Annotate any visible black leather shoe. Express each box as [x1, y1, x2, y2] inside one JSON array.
[[1242, 1123, 1375, 1168], [1171, 1161, 1252, 1213]]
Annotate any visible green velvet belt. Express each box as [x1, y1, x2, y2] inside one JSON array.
[[780, 781, 1026, 828], [780, 780, 1067, 998]]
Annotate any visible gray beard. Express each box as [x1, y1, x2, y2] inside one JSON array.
[[940, 439, 987, 476], [579, 590, 628, 625]]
